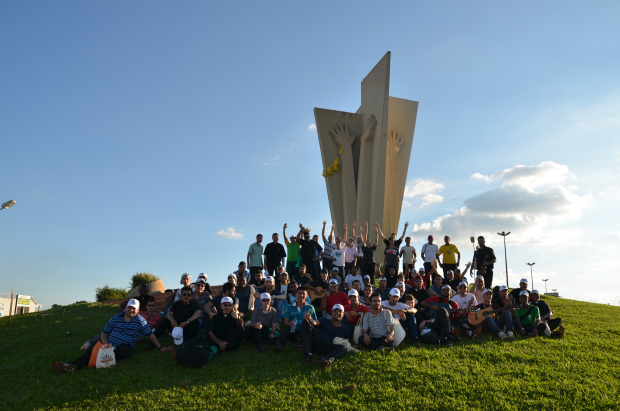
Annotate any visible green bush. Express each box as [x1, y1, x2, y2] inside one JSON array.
[[129, 272, 160, 289], [95, 285, 127, 302]]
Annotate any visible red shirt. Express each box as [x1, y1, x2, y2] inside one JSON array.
[[139, 311, 161, 330], [344, 303, 370, 326], [326, 291, 350, 314]]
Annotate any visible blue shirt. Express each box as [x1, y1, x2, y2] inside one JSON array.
[[283, 302, 317, 325], [103, 312, 151, 347], [315, 317, 349, 348]]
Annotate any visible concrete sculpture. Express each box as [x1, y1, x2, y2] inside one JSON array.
[[314, 52, 418, 257]]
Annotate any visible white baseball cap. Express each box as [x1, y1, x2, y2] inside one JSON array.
[[520, 278, 529, 284], [329, 279, 339, 285], [348, 289, 359, 297], [260, 293, 271, 300], [126, 298, 140, 309], [332, 304, 345, 312], [221, 296, 234, 304], [531, 289, 540, 295], [483, 288, 493, 294], [389, 288, 401, 297], [171, 326, 183, 345], [519, 290, 530, 296], [499, 285, 508, 291]]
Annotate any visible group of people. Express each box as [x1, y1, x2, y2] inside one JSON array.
[[52, 222, 564, 373]]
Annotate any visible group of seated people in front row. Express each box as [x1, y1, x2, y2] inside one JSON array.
[[52, 267, 564, 373]]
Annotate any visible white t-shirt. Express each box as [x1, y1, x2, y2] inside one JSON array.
[[421, 243, 439, 263], [381, 301, 409, 319], [452, 293, 477, 309], [332, 248, 345, 266], [345, 274, 363, 289], [401, 245, 416, 264], [344, 246, 357, 263]]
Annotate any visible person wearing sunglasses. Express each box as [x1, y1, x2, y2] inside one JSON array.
[[148, 286, 201, 348]]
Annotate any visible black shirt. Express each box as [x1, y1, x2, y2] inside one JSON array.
[[361, 245, 377, 263], [473, 246, 496, 270], [407, 287, 430, 309], [264, 242, 286, 267], [210, 312, 241, 340], [299, 239, 323, 262], [169, 300, 200, 323]]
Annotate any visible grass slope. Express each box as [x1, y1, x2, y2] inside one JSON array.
[[0, 296, 618, 411]]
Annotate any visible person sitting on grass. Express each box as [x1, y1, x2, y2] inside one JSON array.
[[449, 281, 476, 337], [359, 293, 397, 351], [300, 304, 351, 367], [509, 278, 530, 307], [351, 279, 363, 294], [360, 285, 374, 306], [407, 275, 430, 310], [278, 288, 318, 351], [320, 279, 350, 318], [235, 275, 255, 319], [149, 286, 201, 348], [209, 296, 245, 353], [492, 285, 515, 311], [343, 289, 370, 339], [374, 276, 390, 301], [420, 285, 462, 339], [139, 297, 161, 333], [475, 288, 515, 340], [471, 275, 486, 305], [119, 284, 150, 312], [427, 274, 445, 297], [54, 299, 168, 373], [254, 276, 286, 321], [246, 293, 278, 353], [382, 288, 420, 346], [514, 291, 551, 337], [344, 266, 363, 291], [205, 282, 240, 319], [530, 290, 564, 338]]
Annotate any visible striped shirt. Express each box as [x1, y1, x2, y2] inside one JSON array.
[[361, 308, 397, 338], [323, 242, 335, 259], [103, 312, 151, 347]]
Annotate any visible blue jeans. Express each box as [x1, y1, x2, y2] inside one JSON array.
[[483, 311, 514, 334], [400, 312, 419, 339]]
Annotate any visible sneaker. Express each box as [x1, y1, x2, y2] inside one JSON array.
[[315, 358, 334, 369], [498, 332, 508, 340], [52, 361, 76, 373], [557, 325, 565, 339], [506, 331, 515, 339], [471, 327, 482, 340], [543, 328, 551, 337], [80, 341, 91, 351]]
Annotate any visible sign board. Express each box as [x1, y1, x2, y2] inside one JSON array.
[[17, 295, 31, 307]]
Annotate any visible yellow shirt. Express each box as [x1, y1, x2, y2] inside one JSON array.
[[438, 244, 460, 264]]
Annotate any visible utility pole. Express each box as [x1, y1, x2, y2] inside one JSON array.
[[497, 232, 511, 288]]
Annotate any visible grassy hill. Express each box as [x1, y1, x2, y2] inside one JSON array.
[[0, 296, 618, 410]]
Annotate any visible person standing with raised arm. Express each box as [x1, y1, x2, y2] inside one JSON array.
[[321, 220, 336, 272], [361, 222, 379, 283], [283, 223, 300, 280]]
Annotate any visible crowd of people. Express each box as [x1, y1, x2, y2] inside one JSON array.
[[52, 221, 564, 372]]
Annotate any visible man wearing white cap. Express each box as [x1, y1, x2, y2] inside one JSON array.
[[382, 288, 420, 345], [343, 289, 370, 338], [246, 293, 278, 353], [209, 296, 245, 353], [509, 278, 530, 306], [320, 279, 350, 317], [475, 289, 515, 340], [530, 290, 564, 338], [300, 303, 350, 367], [253, 276, 285, 321], [53, 299, 168, 373], [514, 291, 550, 337]]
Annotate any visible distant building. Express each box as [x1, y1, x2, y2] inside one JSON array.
[[545, 292, 560, 297], [0, 293, 39, 316]]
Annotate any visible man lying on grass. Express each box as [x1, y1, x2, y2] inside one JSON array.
[[53, 299, 168, 373]]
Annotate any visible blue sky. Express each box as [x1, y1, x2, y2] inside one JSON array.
[[1, 1, 619, 308]]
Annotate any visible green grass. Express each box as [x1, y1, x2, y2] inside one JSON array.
[[0, 296, 619, 410]]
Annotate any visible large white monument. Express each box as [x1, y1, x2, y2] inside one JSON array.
[[314, 52, 418, 251]]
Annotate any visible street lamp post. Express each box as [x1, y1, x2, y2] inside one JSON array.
[[542, 278, 549, 294], [527, 262, 535, 290], [1, 200, 16, 211], [497, 231, 511, 288]]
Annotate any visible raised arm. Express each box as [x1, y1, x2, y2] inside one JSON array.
[[322, 220, 328, 243], [398, 222, 409, 242], [283, 223, 290, 246], [375, 222, 387, 241], [363, 221, 369, 242]]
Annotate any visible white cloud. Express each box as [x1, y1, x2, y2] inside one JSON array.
[[402, 200, 412, 207], [404, 179, 444, 199], [409, 162, 591, 247], [262, 154, 280, 167], [308, 124, 316, 131], [421, 194, 444, 207], [216, 226, 244, 239], [471, 173, 493, 183]]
